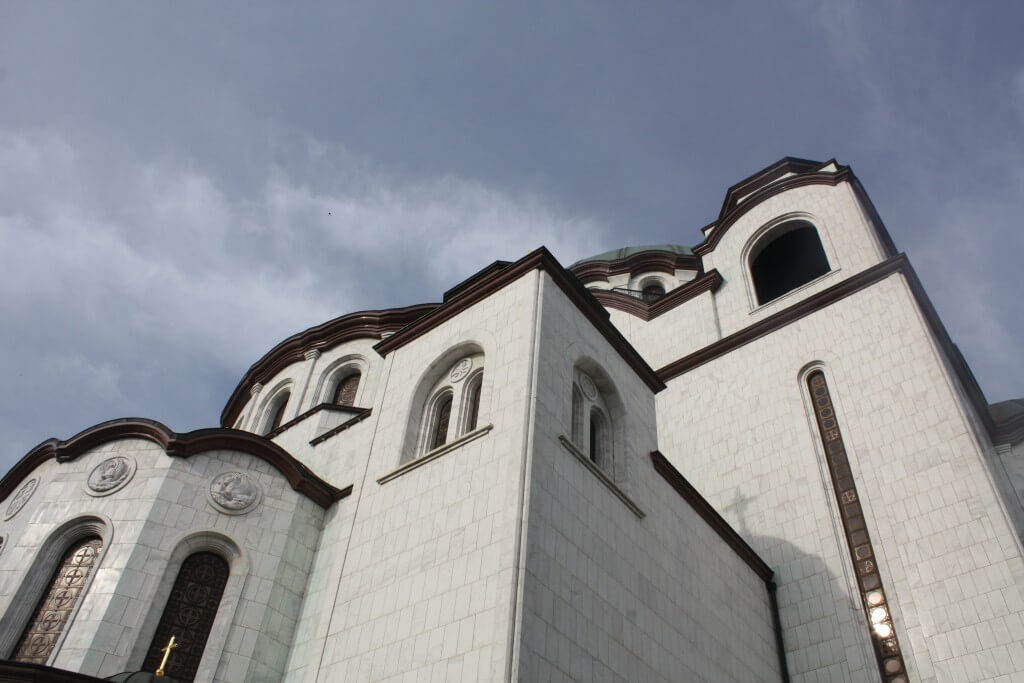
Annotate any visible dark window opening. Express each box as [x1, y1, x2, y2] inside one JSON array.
[[751, 223, 830, 305], [142, 552, 229, 683], [431, 394, 453, 449], [333, 373, 360, 406], [466, 374, 482, 432], [641, 284, 665, 303], [268, 392, 290, 432], [589, 409, 606, 466]]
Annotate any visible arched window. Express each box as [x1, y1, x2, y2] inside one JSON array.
[[641, 283, 665, 303], [333, 372, 360, 406], [142, 552, 229, 682], [571, 385, 584, 446], [430, 392, 454, 450], [263, 391, 290, 435], [404, 350, 487, 462], [13, 536, 102, 664], [750, 220, 830, 305], [463, 372, 483, 432], [589, 408, 608, 468], [569, 366, 618, 478]]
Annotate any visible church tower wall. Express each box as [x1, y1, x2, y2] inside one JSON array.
[[656, 270, 1024, 681], [514, 272, 782, 682], [291, 271, 541, 682]]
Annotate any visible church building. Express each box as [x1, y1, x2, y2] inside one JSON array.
[[1, 157, 1022, 682]]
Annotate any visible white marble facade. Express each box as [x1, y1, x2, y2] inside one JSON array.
[[1, 158, 1022, 682]]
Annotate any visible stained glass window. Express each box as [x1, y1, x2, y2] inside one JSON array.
[[333, 373, 360, 406], [142, 552, 229, 682], [13, 536, 102, 665]]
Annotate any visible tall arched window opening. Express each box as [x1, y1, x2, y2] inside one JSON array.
[[463, 372, 483, 432], [430, 393, 454, 450], [13, 536, 102, 664], [404, 350, 487, 462], [264, 391, 290, 435], [142, 552, 229, 683], [571, 385, 584, 446], [750, 221, 830, 305], [569, 365, 619, 479], [589, 408, 607, 468], [333, 372, 360, 406]]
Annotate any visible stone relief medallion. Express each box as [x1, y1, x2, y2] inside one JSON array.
[[208, 471, 261, 515], [449, 357, 473, 383], [5, 477, 38, 520], [579, 372, 597, 400], [86, 456, 136, 496]]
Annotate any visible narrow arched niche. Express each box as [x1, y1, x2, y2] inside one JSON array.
[[750, 220, 830, 305]]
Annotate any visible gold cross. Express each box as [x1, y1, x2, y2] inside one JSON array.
[[155, 635, 177, 677]]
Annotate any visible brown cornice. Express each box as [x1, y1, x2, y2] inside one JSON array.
[[650, 450, 773, 582], [374, 246, 666, 393], [656, 253, 997, 441], [569, 250, 699, 285], [220, 304, 437, 428], [264, 402, 367, 440], [658, 256, 907, 381], [717, 157, 828, 221], [995, 413, 1024, 446], [590, 270, 723, 322], [310, 408, 373, 446], [694, 166, 853, 257], [0, 418, 350, 508]]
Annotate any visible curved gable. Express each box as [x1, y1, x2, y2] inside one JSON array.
[[0, 418, 349, 508], [221, 304, 437, 427]]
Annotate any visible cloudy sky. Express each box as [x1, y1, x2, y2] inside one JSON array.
[[1, 2, 1021, 471]]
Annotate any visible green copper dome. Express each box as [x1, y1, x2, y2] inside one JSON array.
[[570, 244, 693, 267]]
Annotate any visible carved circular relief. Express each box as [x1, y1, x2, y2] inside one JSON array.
[[5, 478, 38, 520], [449, 357, 473, 383], [579, 373, 597, 400], [86, 456, 136, 496], [208, 471, 261, 515]]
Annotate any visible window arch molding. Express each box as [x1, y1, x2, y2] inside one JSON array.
[[0, 515, 113, 662], [568, 354, 627, 486], [400, 340, 489, 464], [126, 531, 247, 681], [311, 355, 368, 408], [253, 380, 294, 435], [741, 212, 838, 309]]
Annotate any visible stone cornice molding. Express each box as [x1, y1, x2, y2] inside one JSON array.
[[650, 450, 772, 581], [569, 250, 699, 285], [372, 246, 666, 393], [588, 270, 723, 321], [656, 253, 997, 441], [0, 418, 350, 509], [694, 162, 853, 256], [221, 304, 438, 427]]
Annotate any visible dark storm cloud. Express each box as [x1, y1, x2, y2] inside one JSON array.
[[0, 1, 1021, 469]]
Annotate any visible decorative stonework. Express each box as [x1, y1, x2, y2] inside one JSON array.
[[808, 371, 908, 683], [86, 456, 136, 497], [0, 535, 5, 557], [208, 472, 261, 515], [5, 478, 38, 520], [449, 357, 473, 383], [579, 372, 597, 401]]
